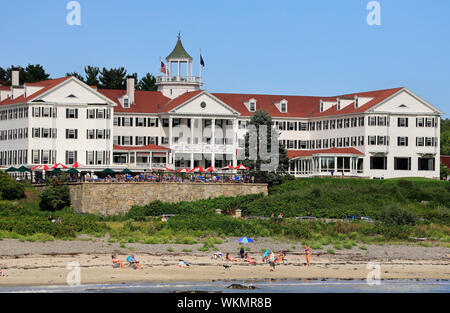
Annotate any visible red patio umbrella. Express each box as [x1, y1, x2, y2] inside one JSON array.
[[235, 164, 250, 170], [52, 163, 68, 169], [177, 168, 190, 173], [221, 165, 234, 170], [205, 166, 215, 172], [71, 162, 81, 168], [190, 167, 205, 173], [31, 165, 50, 171]]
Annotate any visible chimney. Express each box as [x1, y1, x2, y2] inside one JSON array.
[[126, 76, 135, 105], [12, 67, 20, 86]]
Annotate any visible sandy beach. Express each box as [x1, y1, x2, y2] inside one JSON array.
[[0, 237, 449, 287]]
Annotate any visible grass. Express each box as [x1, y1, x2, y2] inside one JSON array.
[[327, 249, 335, 255], [182, 249, 192, 253], [167, 247, 174, 252], [359, 246, 368, 251]]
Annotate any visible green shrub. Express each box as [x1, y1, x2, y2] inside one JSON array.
[[39, 185, 71, 211], [0, 172, 25, 200], [379, 206, 416, 226], [327, 249, 335, 254]]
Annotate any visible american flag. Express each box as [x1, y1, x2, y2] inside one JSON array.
[[160, 61, 168, 74]]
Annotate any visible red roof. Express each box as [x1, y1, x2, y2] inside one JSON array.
[[0, 77, 71, 106], [0, 75, 406, 120], [98, 89, 171, 114], [113, 144, 170, 151], [287, 148, 364, 159], [157, 90, 203, 113], [0, 86, 10, 91], [441, 156, 450, 168]]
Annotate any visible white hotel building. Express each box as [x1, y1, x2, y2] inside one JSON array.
[[0, 37, 443, 179]]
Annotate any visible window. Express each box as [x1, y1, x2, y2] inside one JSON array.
[[122, 136, 131, 145], [370, 157, 387, 170], [87, 109, 95, 119], [42, 107, 51, 117], [418, 158, 435, 171], [249, 101, 256, 112], [280, 102, 287, 113], [66, 129, 78, 139], [425, 117, 435, 127], [394, 157, 411, 171], [416, 137, 424, 146], [87, 129, 95, 139], [425, 137, 433, 147], [136, 117, 145, 127], [123, 98, 129, 108], [368, 136, 376, 145], [368, 116, 377, 126], [66, 108, 78, 119], [397, 137, 408, 146], [65, 151, 77, 165], [161, 137, 169, 144], [149, 118, 157, 127], [162, 119, 169, 128], [136, 136, 145, 145], [113, 117, 119, 126], [96, 109, 105, 119], [377, 136, 388, 145], [398, 117, 408, 127], [123, 117, 132, 127], [87, 151, 95, 165], [358, 117, 365, 127], [416, 118, 424, 127], [377, 116, 388, 126]]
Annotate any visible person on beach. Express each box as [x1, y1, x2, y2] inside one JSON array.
[[126, 255, 143, 269], [305, 244, 312, 266], [269, 251, 276, 272], [239, 247, 245, 259], [177, 260, 190, 268], [0, 267, 4, 277], [226, 253, 240, 262], [244, 253, 257, 265], [112, 255, 127, 268], [262, 249, 271, 262]]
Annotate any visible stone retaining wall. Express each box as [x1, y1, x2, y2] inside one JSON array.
[[64, 182, 268, 215]]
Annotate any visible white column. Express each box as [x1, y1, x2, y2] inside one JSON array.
[[150, 151, 153, 169], [169, 117, 173, 164], [178, 61, 180, 77], [232, 119, 237, 167], [211, 118, 216, 169]]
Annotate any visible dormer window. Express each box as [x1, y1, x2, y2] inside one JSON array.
[[123, 97, 129, 108], [320, 100, 324, 112], [281, 102, 287, 113], [249, 100, 256, 112], [354, 96, 359, 109], [337, 98, 341, 111]]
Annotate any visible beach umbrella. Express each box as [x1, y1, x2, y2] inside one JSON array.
[[17, 166, 32, 173], [205, 166, 215, 172], [31, 165, 50, 171], [235, 164, 250, 170], [102, 168, 116, 175], [52, 163, 68, 169], [164, 167, 174, 172], [122, 168, 132, 174], [5, 167, 18, 172], [66, 168, 79, 174], [177, 167, 190, 173], [221, 165, 234, 170], [237, 237, 255, 243], [49, 169, 62, 174]]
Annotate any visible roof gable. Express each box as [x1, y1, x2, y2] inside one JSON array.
[[167, 91, 240, 116]]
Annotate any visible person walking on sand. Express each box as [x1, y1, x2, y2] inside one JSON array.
[[305, 244, 312, 266]]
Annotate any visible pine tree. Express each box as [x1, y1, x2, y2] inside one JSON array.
[[137, 73, 157, 91], [99, 67, 127, 89]]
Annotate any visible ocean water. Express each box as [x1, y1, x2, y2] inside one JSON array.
[[1, 279, 449, 293]]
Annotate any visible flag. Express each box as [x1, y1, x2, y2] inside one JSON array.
[[160, 61, 167, 74], [200, 54, 205, 67]]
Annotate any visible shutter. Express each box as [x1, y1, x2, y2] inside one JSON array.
[[75, 109, 78, 119], [75, 151, 78, 163], [406, 137, 408, 146], [130, 118, 133, 127], [406, 118, 409, 127], [75, 129, 78, 139], [66, 108, 69, 118], [130, 137, 133, 145]]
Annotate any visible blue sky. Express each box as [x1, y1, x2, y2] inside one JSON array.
[[1, 0, 449, 116]]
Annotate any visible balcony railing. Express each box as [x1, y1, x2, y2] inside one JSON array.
[[156, 76, 201, 84]]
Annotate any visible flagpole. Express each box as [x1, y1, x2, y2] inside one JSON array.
[[199, 48, 202, 86]]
